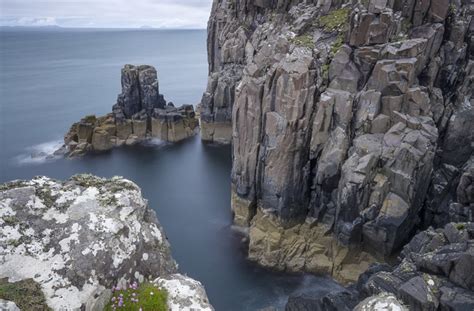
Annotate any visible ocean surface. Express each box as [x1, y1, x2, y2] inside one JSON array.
[[0, 28, 343, 310]]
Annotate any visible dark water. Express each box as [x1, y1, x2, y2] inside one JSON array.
[[0, 29, 343, 310]]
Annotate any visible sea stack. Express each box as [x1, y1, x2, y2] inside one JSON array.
[[62, 65, 199, 157]]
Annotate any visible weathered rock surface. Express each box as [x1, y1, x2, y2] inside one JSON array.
[[0, 175, 212, 310], [154, 274, 214, 311], [353, 292, 407, 311], [203, 0, 474, 283], [62, 65, 199, 157]]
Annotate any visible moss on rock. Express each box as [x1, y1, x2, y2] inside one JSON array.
[[0, 278, 51, 311]]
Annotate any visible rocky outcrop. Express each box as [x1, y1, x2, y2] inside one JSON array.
[[154, 274, 214, 311], [354, 223, 474, 310], [0, 175, 212, 310], [288, 223, 474, 310], [203, 0, 474, 283], [62, 65, 199, 157]]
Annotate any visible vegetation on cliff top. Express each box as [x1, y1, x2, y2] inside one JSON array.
[[105, 281, 168, 311]]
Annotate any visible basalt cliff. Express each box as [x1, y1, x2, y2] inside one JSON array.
[[61, 65, 199, 157], [201, 0, 473, 308]]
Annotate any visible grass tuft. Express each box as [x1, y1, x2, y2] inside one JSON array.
[[290, 34, 314, 48], [0, 278, 51, 311], [455, 223, 466, 230], [318, 8, 350, 32]]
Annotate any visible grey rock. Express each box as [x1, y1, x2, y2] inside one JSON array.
[[116, 64, 166, 119], [0, 175, 178, 310]]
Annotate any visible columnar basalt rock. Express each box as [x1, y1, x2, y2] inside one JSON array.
[[62, 65, 199, 157], [204, 0, 474, 284], [0, 175, 213, 310]]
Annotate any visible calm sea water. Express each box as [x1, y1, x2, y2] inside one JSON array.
[[0, 28, 343, 310]]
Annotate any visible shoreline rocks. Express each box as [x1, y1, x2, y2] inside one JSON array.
[[205, 0, 474, 286], [61, 65, 199, 157], [0, 175, 213, 310]]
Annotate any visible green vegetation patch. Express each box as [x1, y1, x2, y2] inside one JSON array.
[[290, 34, 314, 48], [36, 187, 57, 208], [82, 115, 97, 124], [2, 215, 19, 226], [330, 34, 345, 57], [71, 174, 106, 188], [0, 180, 28, 191], [456, 223, 466, 230], [318, 8, 350, 32], [0, 278, 51, 311], [105, 282, 167, 311]]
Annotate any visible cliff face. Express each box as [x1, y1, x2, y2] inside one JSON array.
[[203, 0, 474, 283]]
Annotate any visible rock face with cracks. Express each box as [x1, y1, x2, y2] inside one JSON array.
[[203, 0, 474, 284], [61, 65, 199, 157], [0, 175, 213, 311]]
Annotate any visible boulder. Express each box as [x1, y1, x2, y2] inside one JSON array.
[[354, 292, 407, 311], [154, 274, 214, 311], [0, 175, 178, 310]]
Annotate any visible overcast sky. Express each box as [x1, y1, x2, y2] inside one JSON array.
[[0, 0, 212, 28]]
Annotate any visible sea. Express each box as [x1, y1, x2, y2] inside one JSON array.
[[0, 28, 344, 310]]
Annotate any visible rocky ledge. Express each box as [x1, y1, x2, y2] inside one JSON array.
[[61, 65, 199, 157], [0, 175, 213, 310]]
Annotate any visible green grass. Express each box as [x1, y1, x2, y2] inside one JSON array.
[[290, 34, 314, 48], [0, 278, 51, 311], [318, 8, 350, 32], [105, 282, 167, 311]]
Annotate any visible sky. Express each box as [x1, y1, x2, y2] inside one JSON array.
[[0, 0, 212, 29]]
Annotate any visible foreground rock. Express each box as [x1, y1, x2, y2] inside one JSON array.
[[0, 175, 212, 310], [62, 65, 199, 157], [203, 0, 474, 283]]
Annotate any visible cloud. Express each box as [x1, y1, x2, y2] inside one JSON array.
[[0, 0, 212, 28], [12, 17, 58, 27]]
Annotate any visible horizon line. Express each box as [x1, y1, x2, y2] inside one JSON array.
[[0, 25, 207, 30]]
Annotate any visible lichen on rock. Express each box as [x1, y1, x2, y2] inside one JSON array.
[[0, 175, 213, 310]]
